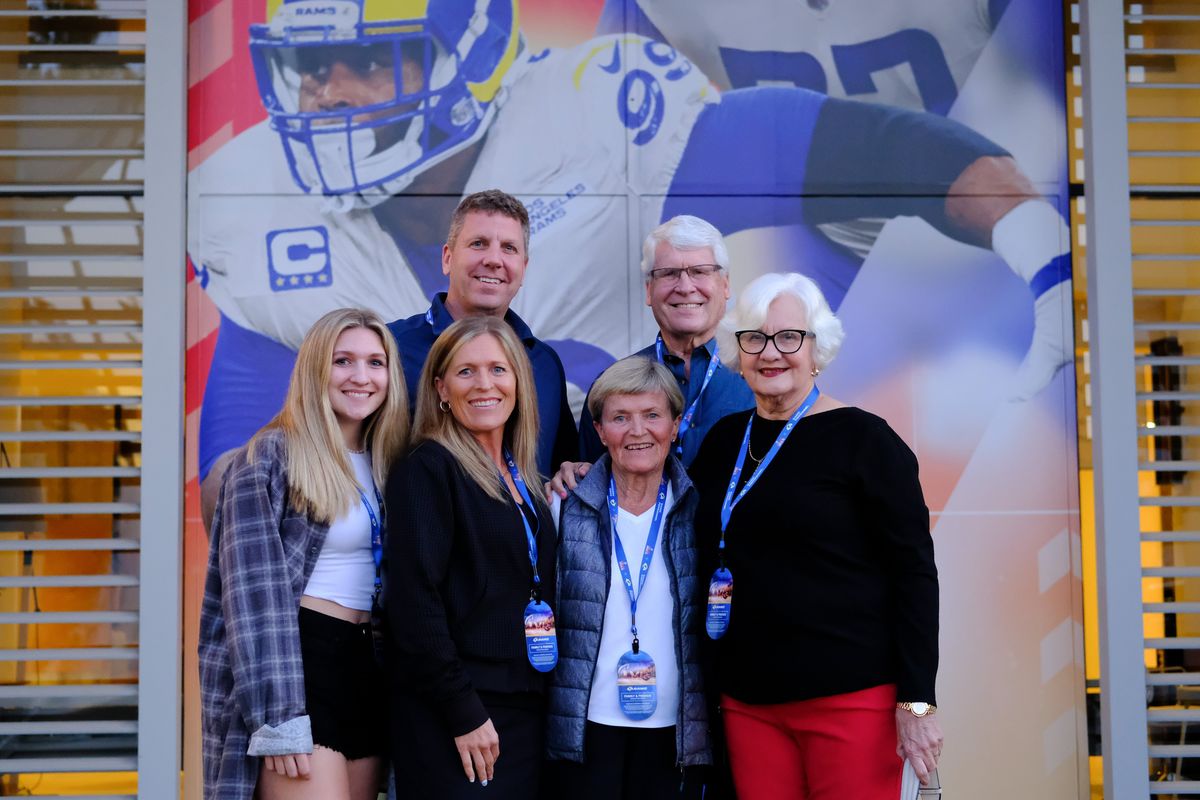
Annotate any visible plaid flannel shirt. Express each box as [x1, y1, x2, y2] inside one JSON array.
[[198, 428, 330, 800]]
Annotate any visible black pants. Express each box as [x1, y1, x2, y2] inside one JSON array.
[[391, 690, 544, 800], [545, 722, 704, 800]]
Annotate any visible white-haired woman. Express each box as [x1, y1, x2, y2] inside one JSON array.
[[546, 357, 711, 799], [199, 308, 409, 800], [385, 316, 557, 800], [689, 272, 941, 800]]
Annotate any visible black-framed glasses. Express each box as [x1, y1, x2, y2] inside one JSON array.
[[648, 264, 723, 283], [735, 329, 811, 355]]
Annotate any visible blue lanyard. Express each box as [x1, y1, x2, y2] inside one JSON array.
[[718, 386, 821, 551], [656, 335, 720, 457], [608, 475, 669, 640], [503, 449, 542, 587], [356, 485, 384, 598]]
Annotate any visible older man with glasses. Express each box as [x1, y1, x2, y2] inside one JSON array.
[[576, 215, 754, 470]]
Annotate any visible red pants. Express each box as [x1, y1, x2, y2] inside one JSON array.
[[722, 684, 902, 800]]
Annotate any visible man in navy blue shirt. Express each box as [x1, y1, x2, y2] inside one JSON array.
[[577, 215, 753, 469], [387, 190, 578, 476]]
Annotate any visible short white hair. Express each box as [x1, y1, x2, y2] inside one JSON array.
[[587, 357, 684, 423], [640, 215, 729, 279], [720, 272, 844, 371]]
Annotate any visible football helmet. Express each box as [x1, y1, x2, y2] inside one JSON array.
[[251, 0, 521, 207]]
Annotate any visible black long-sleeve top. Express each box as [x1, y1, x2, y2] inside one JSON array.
[[384, 440, 557, 736], [689, 407, 938, 706]]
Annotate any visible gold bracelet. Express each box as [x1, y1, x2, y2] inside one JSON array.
[[896, 701, 936, 717]]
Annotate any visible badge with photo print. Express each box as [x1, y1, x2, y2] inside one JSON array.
[[523, 599, 558, 672], [616, 648, 657, 720], [706, 567, 733, 640]]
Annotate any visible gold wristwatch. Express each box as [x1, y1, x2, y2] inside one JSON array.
[[897, 701, 936, 717]]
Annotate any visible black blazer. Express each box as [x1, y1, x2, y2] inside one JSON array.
[[384, 440, 557, 736]]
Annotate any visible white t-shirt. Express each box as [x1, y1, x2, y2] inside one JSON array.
[[302, 451, 379, 612], [553, 484, 680, 728]]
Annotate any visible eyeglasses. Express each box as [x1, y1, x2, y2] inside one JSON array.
[[648, 264, 723, 283], [735, 329, 811, 355]]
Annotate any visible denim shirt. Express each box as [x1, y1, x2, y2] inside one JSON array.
[[579, 337, 754, 467]]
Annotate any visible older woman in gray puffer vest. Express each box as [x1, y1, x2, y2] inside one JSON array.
[[545, 357, 711, 800]]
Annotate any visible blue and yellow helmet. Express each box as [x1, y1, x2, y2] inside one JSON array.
[[250, 0, 521, 204]]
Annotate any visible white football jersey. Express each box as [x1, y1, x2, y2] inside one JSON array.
[[188, 34, 713, 362], [634, 0, 993, 113], [188, 123, 428, 350]]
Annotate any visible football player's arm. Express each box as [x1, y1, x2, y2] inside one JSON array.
[[808, 96, 1072, 400], [667, 88, 1070, 399], [806, 98, 1073, 400], [804, 96, 1041, 249], [668, 86, 1017, 241]]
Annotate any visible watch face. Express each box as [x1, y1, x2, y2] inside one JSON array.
[[911, 702, 931, 716]]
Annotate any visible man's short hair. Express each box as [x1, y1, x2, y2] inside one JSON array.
[[446, 189, 531, 254], [640, 214, 729, 279]]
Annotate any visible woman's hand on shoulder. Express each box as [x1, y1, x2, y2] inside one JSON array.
[[895, 709, 942, 784], [454, 717, 500, 785], [263, 752, 311, 779]]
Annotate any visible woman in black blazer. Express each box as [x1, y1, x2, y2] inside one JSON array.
[[386, 316, 556, 800]]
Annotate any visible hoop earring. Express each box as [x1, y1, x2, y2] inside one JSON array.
[[439, 400, 451, 413]]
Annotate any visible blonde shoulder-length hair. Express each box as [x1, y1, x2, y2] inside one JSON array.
[[412, 316, 542, 505], [248, 307, 409, 523]]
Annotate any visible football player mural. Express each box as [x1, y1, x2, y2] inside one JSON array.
[[190, 0, 1069, 476], [186, 1, 1078, 797]]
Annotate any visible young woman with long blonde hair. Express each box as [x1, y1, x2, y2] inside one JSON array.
[[199, 307, 408, 800]]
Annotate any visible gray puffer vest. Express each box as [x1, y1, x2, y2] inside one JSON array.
[[546, 454, 712, 766]]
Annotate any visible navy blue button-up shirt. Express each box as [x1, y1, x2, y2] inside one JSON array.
[[388, 293, 578, 477], [579, 337, 754, 468]]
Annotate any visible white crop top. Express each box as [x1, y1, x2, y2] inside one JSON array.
[[303, 451, 379, 611]]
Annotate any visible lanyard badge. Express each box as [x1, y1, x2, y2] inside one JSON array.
[[656, 335, 720, 458], [356, 486, 384, 602], [357, 484, 387, 663], [706, 386, 820, 640], [610, 475, 668, 720], [505, 450, 558, 672]]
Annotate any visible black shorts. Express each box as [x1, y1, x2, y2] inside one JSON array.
[[298, 606, 387, 760]]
